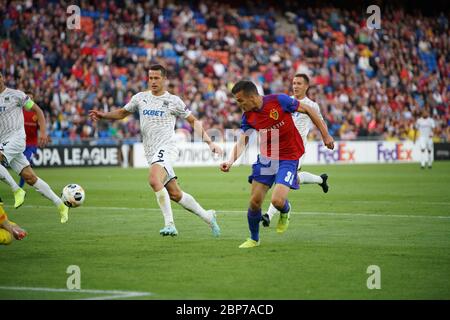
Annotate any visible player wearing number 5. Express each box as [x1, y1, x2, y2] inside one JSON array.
[[89, 64, 223, 237], [220, 81, 334, 248]]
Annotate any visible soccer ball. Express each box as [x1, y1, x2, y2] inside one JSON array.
[[61, 184, 85, 208]]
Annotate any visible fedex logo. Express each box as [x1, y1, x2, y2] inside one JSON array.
[[143, 109, 165, 117], [377, 143, 412, 161], [318, 142, 355, 163]]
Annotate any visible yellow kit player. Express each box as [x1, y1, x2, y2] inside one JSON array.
[[0, 197, 27, 245]]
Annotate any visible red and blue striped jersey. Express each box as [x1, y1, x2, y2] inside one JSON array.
[[240, 94, 304, 160]]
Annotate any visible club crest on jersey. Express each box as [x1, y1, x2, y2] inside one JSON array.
[[162, 101, 169, 108], [269, 109, 279, 120], [4, 96, 10, 102]]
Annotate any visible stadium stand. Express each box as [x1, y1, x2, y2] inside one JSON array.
[[0, 0, 448, 144]]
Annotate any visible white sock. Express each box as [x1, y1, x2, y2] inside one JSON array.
[[155, 188, 174, 227], [0, 165, 20, 192], [32, 178, 63, 206], [177, 192, 211, 224], [266, 203, 278, 220], [298, 171, 323, 184], [428, 151, 433, 167], [420, 151, 426, 167]]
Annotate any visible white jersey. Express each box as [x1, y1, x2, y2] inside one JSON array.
[[415, 117, 435, 139], [0, 87, 32, 142], [291, 96, 323, 143], [124, 91, 191, 160]]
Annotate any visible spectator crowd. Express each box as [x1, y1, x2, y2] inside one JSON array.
[[0, 0, 448, 144]]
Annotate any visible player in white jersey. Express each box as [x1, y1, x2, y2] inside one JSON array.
[[0, 71, 69, 223], [414, 110, 436, 169], [262, 73, 331, 227], [89, 64, 223, 237]]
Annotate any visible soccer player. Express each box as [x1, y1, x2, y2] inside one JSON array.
[[262, 73, 330, 227], [89, 64, 222, 237], [220, 80, 334, 248], [19, 108, 39, 188], [0, 196, 27, 245], [0, 71, 69, 223], [414, 110, 436, 169]]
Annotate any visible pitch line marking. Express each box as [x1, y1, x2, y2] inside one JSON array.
[[7, 205, 450, 220], [0, 286, 153, 300]]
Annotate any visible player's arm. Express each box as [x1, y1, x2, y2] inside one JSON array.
[[413, 121, 419, 143], [297, 103, 334, 150], [185, 114, 223, 155], [220, 133, 249, 172], [88, 108, 132, 121], [28, 102, 50, 147]]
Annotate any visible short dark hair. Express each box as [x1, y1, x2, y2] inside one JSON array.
[[294, 73, 310, 85], [149, 64, 167, 77], [231, 80, 258, 96]]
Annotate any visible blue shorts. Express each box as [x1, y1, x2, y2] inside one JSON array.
[[23, 146, 37, 165], [248, 155, 299, 189]]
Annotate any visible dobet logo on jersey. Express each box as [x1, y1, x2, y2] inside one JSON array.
[[61, 184, 85, 208]]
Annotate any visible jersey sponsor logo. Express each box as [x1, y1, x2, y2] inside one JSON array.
[[142, 109, 165, 117], [377, 143, 412, 161], [318, 142, 356, 163], [269, 109, 279, 120]]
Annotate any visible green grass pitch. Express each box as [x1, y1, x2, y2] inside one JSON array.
[[0, 163, 449, 299]]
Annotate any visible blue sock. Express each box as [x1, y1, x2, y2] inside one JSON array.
[[247, 208, 262, 241], [19, 177, 24, 188], [279, 200, 290, 214]]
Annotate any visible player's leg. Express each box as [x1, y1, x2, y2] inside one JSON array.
[[148, 163, 177, 236], [0, 199, 12, 245], [19, 146, 35, 188], [239, 181, 270, 248], [0, 150, 26, 208], [271, 183, 292, 233], [427, 139, 433, 168], [297, 153, 328, 192], [18, 164, 69, 223], [272, 160, 300, 233], [0, 199, 27, 245], [419, 139, 426, 169], [166, 179, 220, 237]]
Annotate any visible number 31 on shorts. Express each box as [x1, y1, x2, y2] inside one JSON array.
[[284, 171, 295, 185]]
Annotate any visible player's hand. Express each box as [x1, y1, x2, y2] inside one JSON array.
[[323, 134, 334, 150], [88, 110, 104, 121], [208, 142, 224, 156], [38, 131, 50, 147], [220, 162, 232, 172]]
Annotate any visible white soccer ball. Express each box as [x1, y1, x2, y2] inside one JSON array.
[[61, 184, 85, 208]]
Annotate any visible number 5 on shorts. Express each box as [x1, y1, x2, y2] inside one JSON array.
[[158, 149, 165, 159]]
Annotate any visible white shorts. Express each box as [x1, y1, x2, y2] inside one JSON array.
[[0, 133, 30, 175], [419, 138, 433, 151], [148, 146, 178, 186]]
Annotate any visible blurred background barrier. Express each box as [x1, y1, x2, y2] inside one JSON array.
[[32, 145, 121, 167], [434, 143, 450, 161]]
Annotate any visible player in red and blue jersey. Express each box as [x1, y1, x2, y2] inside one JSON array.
[[19, 109, 39, 188], [220, 80, 334, 248]]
